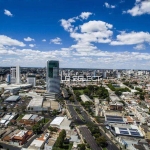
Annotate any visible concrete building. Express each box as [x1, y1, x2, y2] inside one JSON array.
[[80, 94, 92, 103], [10, 67, 16, 84], [28, 133, 50, 150], [50, 117, 71, 130], [10, 66, 21, 84], [27, 93, 43, 111], [5, 95, 20, 102], [46, 60, 60, 94], [16, 65, 21, 84], [27, 75, 36, 87], [6, 74, 11, 85]]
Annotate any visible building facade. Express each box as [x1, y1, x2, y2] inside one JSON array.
[[10, 67, 16, 84], [46, 60, 60, 94], [10, 66, 21, 84], [27, 75, 36, 86]]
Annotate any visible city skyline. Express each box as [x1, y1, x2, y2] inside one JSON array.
[[0, 0, 150, 69]]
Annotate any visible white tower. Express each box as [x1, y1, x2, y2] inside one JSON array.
[[10, 67, 16, 84], [16, 65, 21, 84]]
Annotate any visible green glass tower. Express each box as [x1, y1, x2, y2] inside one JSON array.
[[46, 60, 60, 93]]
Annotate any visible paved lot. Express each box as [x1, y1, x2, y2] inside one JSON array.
[[0, 142, 21, 150], [79, 126, 102, 150]]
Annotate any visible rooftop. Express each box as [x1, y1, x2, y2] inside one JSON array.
[[50, 117, 64, 126], [5, 95, 20, 101]]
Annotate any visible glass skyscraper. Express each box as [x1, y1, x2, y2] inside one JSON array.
[[46, 60, 60, 93]]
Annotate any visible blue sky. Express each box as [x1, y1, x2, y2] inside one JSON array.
[[0, 0, 150, 69]]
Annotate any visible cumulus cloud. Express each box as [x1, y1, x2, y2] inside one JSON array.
[[125, 0, 150, 16], [50, 37, 62, 44], [24, 37, 35, 42], [60, 18, 76, 32], [60, 12, 92, 32], [104, 2, 116, 8], [80, 12, 93, 19], [1, 45, 150, 69], [0, 35, 25, 47], [29, 44, 36, 48], [4, 9, 13, 17], [134, 44, 146, 50], [42, 39, 46, 42], [110, 31, 150, 45]]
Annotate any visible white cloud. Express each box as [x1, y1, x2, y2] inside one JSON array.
[[134, 44, 146, 50], [69, 20, 113, 52], [104, 2, 116, 8], [0, 35, 25, 47], [80, 12, 93, 19], [60, 12, 92, 32], [50, 37, 62, 44], [111, 31, 150, 45], [42, 39, 46, 42], [4, 9, 13, 17], [29, 44, 36, 48], [60, 18, 75, 32], [125, 0, 150, 16], [24, 37, 35, 42]]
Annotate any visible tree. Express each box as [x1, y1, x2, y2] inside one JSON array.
[[51, 109, 58, 116], [32, 124, 42, 134], [3, 106, 7, 112], [96, 136, 107, 147], [69, 95, 74, 102], [83, 89, 91, 96], [115, 90, 122, 96], [54, 129, 66, 148], [78, 144, 86, 150]]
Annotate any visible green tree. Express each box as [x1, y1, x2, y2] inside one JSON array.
[[96, 136, 107, 147], [78, 144, 86, 150], [83, 89, 91, 96], [3, 106, 7, 112], [32, 124, 42, 134], [52, 109, 58, 116], [69, 95, 74, 102]]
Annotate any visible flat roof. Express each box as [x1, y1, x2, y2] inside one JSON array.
[[3, 115, 11, 120], [30, 114, 38, 120], [111, 124, 143, 137], [0, 119, 6, 124], [27, 92, 43, 108], [106, 115, 125, 123], [80, 94, 92, 103], [50, 117, 64, 126], [5, 95, 20, 102], [22, 114, 33, 120]]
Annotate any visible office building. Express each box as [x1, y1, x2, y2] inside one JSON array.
[[16, 65, 21, 84], [10, 67, 16, 84], [27, 75, 36, 86], [10, 66, 21, 84], [46, 60, 60, 94], [6, 74, 11, 84]]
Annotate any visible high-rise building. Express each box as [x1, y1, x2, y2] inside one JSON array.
[[16, 65, 21, 84], [6, 74, 11, 84], [27, 75, 36, 86], [10, 67, 16, 84], [46, 60, 60, 93], [10, 66, 21, 84]]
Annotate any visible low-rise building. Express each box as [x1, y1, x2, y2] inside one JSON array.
[[28, 133, 50, 150], [80, 94, 92, 103], [50, 117, 71, 130], [11, 130, 33, 145]]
